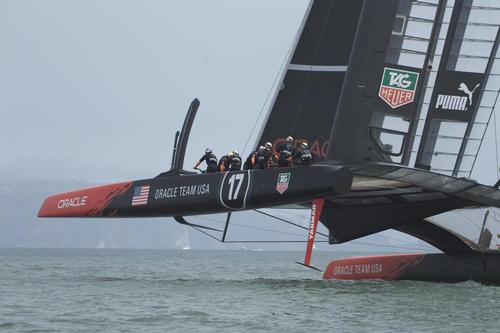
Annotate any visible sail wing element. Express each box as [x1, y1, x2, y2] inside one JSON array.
[[319, 161, 500, 244], [256, 0, 363, 159], [415, 0, 500, 177]]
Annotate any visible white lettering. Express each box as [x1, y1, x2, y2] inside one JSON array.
[[333, 265, 354, 276], [154, 184, 210, 200], [57, 196, 88, 209], [371, 263, 383, 274], [389, 72, 411, 89], [435, 94, 468, 111]]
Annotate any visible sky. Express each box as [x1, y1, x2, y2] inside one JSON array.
[[1, 0, 500, 185], [0, 0, 308, 183], [1, 0, 500, 251]]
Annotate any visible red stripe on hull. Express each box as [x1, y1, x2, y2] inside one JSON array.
[[37, 182, 132, 217], [323, 253, 425, 281]]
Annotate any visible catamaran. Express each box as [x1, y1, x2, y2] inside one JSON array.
[[39, 0, 500, 284]]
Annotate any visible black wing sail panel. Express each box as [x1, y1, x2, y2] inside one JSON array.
[[256, 0, 363, 159], [325, 0, 447, 164], [414, 0, 500, 176]]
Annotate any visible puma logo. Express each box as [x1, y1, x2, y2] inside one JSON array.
[[435, 81, 481, 111], [458, 82, 480, 106]]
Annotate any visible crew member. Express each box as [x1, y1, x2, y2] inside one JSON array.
[[228, 150, 242, 171], [255, 142, 273, 169], [294, 142, 313, 165], [243, 147, 260, 170], [218, 152, 232, 172], [194, 148, 218, 173], [276, 136, 295, 167]]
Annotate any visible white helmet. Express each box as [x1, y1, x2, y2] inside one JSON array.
[[265, 142, 272, 149], [232, 150, 239, 156], [286, 136, 293, 143], [300, 142, 308, 149]]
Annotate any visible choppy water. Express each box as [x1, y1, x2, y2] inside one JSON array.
[[1, 249, 500, 333]]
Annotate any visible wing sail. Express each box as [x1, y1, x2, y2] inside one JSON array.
[[414, 0, 500, 177], [255, 0, 363, 159]]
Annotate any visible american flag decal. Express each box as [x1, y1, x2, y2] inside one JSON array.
[[131, 185, 150, 206], [276, 173, 291, 195]]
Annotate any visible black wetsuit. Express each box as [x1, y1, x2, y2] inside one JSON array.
[[294, 148, 313, 165], [243, 152, 256, 170], [218, 155, 231, 172], [277, 142, 294, 167], [228, 154, 242, 171], [255, 148, 272, 169], [198, 152, 218, 173]]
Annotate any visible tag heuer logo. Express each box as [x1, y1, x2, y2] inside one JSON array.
[[276, 173, 291, 195], [378, 67, 420, 109]]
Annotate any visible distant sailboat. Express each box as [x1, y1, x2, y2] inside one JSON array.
[[176, 229, 190, 250], [96, 237, 106, 249]]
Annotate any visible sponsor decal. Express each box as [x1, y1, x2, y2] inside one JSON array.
[[308, 202, 319, 240], [435, 82, 480, 112], [220, 171, 250, 210], [154, 184, 210, 200], [332, 263, 383, 276], [131, 185, 150, 206], [378, 67, 419, 108], [276, 173, 291, 194], [57, 196, 88, 209]]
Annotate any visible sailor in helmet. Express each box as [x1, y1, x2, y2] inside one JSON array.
[[276, 136, 295, 167], [228, 150, 242, 171], [294, 141, 314, 165], [244, 146, 261, 170], [255, 142, 274, 169], [218, 151, 233, 172], [194, 148, 218, 173]]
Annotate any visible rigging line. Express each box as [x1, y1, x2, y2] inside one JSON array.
[[268, 209, 309, 218], [240, 14, 305, 157], [262, 205, 438, 250], [469, 87, 500, 178], [455, 211, 483, 231], [253, 209, 330, 238], [189, 212, 433, 250], [290, 0, 336, 134], [223, 240, 330, 243], [186, 225, 325, 243], [258, 209, 313, 223], [347, 240, 438, 252], [190, 215, 326, 239], [188, 224, 222, 242], [188, 217, 435, 250], [368, 233, 436, 251], [223, 240, 435, 252], [488, 210, 500, 225], [490, 209, 500, 221], [261, 208, 436, 250]]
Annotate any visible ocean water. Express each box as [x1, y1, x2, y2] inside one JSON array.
[[1, 249, 499, 333]]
